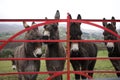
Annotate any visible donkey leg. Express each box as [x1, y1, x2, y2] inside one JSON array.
[[70, 61, 80, 80], [52, 69, 63, 80], [81, 61, 89, 80], [17, 70, 23, 80], [47, 68, 63, 80], [54, 75, 62, 80], [88, 60, 96, 77], [18, 74, 23, 80], [24, 75, 38, 80], [110, 59, 120, 77], [48, 73, 62, 80], [81, 67, 87, 80], [57, 75, 62, 80]]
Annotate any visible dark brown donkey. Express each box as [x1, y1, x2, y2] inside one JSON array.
[[102, 17, 120, 77], [14, 22, 43, 80], [69, 14, 98, 80], [42, 10, 66, 80]]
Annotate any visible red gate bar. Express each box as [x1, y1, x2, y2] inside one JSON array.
[[0, 57, 120, 61], [0, 19, 120, 22], [1, 71, 120, 76], [0, 71, 66, 76], [0, 40, 67, 42], [0, 40, 120, 43], [0, 19, 66, 22]]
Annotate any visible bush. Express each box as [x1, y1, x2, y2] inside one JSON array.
[[0, 49, 13, 58]]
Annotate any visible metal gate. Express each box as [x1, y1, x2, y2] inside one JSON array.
[[0, 14, 120, 80]]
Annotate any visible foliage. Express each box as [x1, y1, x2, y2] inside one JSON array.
[[0, 49, 13, 58]]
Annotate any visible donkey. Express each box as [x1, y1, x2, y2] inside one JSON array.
[[9, 54, 16, 70], [102, 17, 120, 77], [14, 22, 43, 80], [69, 14, 98, 80], [42, 10, 66, 80]]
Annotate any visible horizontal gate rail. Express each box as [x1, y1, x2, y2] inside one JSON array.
[[1, 71, 120, 76], [0, 40, 120, 43], [0, 19, 120, 22], [0, 57, 120, 61]]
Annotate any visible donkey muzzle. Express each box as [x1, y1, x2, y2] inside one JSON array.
[[71, 43, 79, 51], [33, 48, 42, 57], [106, 42, 114, 48], [43, 30, 50, 40], [12, 65, 16, 70]]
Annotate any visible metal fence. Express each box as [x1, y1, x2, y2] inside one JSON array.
[[0, 14, 120, 80]]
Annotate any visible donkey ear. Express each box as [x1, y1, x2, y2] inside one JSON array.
[[44, 17, 48, 29], [68, 13, 72, 19], [45, 17, 48, 19], [111, 16, 116, 27], [68, 13, 73, 26], [102, 18, 107, 27], [77, 14, 81, 20], [77, 14, 82, 25], [32, 21, 36, 25], [32, 21, 38, 29], [55, 10, 60, 19], [23, 21, 29, 28]]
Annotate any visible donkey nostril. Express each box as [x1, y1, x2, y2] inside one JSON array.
[[36, 54, 42, 57]]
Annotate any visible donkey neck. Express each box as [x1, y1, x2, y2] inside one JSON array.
[[24, 43, 35, 57], [54, 30, 60, 39], [47, 43, 59, 57], [114, 42, 120, 52]]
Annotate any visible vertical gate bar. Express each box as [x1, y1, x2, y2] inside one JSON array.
[[66, 13, 71, 80]]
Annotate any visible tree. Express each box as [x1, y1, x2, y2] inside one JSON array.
[[0, 49, 13, 58]]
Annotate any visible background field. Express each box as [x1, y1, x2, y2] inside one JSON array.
[[0, 50, 118, 80]]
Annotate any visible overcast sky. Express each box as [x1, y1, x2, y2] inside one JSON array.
[[0, 0, 120, 29], [0, 0, 120, 19]]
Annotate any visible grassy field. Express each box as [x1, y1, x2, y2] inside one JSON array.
[[0, 50, 118, 80]]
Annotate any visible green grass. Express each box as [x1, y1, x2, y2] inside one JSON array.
[[94, 50, 117, 78], [0, 50, 118, 80]]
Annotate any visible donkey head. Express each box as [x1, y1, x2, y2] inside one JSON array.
[[23, 22, 42, 57], [69, 14, 82, 53], [102, 17, 117, 52], [42, 10, 60, 45]]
